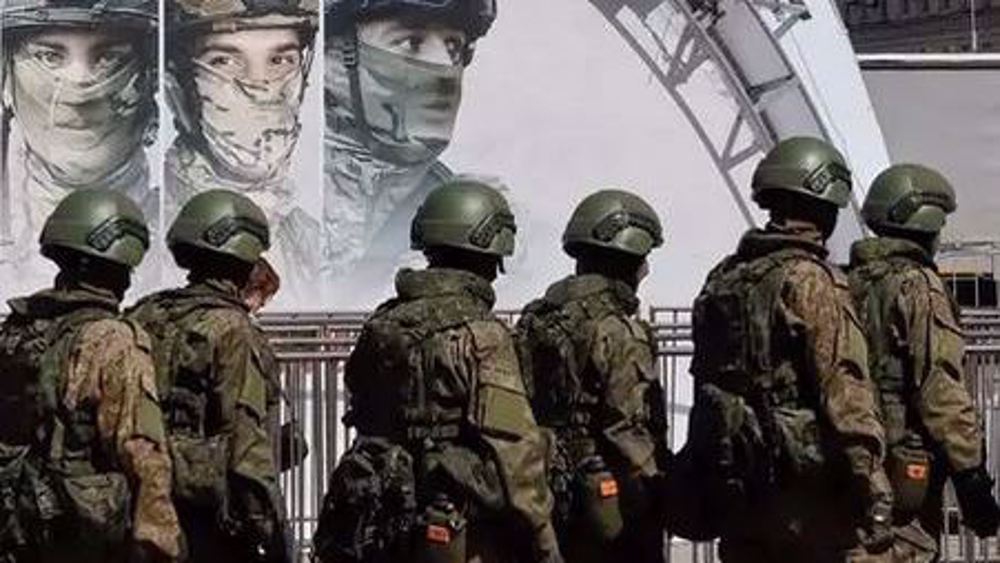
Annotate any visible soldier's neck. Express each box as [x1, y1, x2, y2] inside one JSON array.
[[53, 272, 124, 304], [765, 217, 826, 246]]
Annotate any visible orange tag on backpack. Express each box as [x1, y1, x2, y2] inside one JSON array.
[[599, 478, 619, 498], [426, 525, 451, 545], [906, 463, 929, 481]]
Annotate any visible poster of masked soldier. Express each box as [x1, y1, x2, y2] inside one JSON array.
[[162, 0, 321, 303], [0, 0, 159, 298], [322, 0, 494, 305]]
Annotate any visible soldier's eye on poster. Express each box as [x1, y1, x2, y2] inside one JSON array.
[[0, 0, 159, 299]]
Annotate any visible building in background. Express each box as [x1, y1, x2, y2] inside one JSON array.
[[835, 0, 1000, 52]]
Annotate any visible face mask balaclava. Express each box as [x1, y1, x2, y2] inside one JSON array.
[[190, 57, 306, 182], [322, 36, 466, 285], [10, 45, 150, 186], [326, 38, 464, 166]]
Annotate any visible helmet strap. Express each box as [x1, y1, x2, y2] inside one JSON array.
[[342, 26, 380, 154]]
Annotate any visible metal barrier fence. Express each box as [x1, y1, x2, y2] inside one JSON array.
[[262, 308, 1000, 561]]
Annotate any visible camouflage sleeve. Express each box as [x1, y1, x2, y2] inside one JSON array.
[[592, 316, 667, 478], [69, 319, 182, 560], [782, 261, 889, 497], [213, 324, 283, 548], [512, 311, 537, 400], [898, 269, 982, 472], [465, 320, 561, 562]]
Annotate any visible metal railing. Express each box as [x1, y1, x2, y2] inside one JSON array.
[[262, 308, 1000, 561]]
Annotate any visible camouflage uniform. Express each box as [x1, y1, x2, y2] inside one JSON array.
[[693, 228, 889, 562], [850, 237, 979, 560], [0, 287, 182, 563], [128, 279, 285, 562], [683, 138, 893, 563], [0, 190, 180, 563], [849, 164, 1000, 561], [128, 190, 288, 563], [515, 189, 669, 563], [314, 180, 560, 563], [517, 274, 669, 563]]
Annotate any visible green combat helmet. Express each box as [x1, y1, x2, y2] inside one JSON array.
[[562, 189, 664, 259], [167, 190, 270, 266], [861, 164, 957, 235], [1, 0, 156, 33], [167, 0, 318, 34], [410, 179, 516, 257], [40, 189, 150, 269], [326, 0, 496, 45], [752, 136, 853, 209]]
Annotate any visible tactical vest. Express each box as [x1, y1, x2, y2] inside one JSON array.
[[520, 288, 650, 460], [849, 258, 915, 448], [127, 290, 249, 508], [347, 293, 493, 447], [0, 303, 131, 558], [849, 257, 939, 513], [691, 246, 828, 408], [690, 247, 837, 493]]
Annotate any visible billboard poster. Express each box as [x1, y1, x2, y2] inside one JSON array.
[[0, 0, 887, 315]]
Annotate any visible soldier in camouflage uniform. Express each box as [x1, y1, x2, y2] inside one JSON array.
[[163, 0, 319, 300], [313, 179, 562, 563], [127, 190, 290, 563], [323, 0, 495, 303], [849, 164, 1000, 561], [684, 137, 893, 562], [0, 0, 159, 296], [0, 190, 181, 563], [515, 189, 670, 563]]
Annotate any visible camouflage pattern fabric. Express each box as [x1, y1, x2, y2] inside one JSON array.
[[850, 236, 983, 556], [127, 278, 286, 562], [321, 35, 458, 299], [515, 273, 669, 563], [330, 267, 560, 562], [0, 286, 181, 562], [690, 226, 890, 558]]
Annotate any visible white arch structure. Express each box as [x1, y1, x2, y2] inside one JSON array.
[[587, 0, 891, 257]]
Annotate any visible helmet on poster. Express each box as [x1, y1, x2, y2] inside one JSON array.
[[563, 189, 664, 259], [40, 189, 150, 269], [1, 0, 156, 33], [751, 136, 853, 210], [325, 0, 496, 42], [862, 164, 957, 235], [167, 189, 271, 266], [167, 0, 318, 35], [410, 179, 516, 257]]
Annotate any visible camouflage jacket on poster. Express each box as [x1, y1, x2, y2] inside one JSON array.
[[849, 237, 981, 474], [515, 274, 668, 478], [127, 279, 284, 557], [0, 285, 181, 560], [690, 227, 890, 543], [344, 267, 559, 560]]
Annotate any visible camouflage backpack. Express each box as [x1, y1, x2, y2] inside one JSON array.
[[314, 291, 501, 563], [0, 301, 132, 560], [688, 247, 833, 508], [849, 256, 942, 513], [126, 289, 249, 510], [515, 279, 657, 540]]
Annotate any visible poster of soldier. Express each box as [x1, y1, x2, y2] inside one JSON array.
[[3, 0, 1000, 562]]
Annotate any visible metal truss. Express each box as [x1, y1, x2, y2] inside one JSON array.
[[587, 0, 829, 228]]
